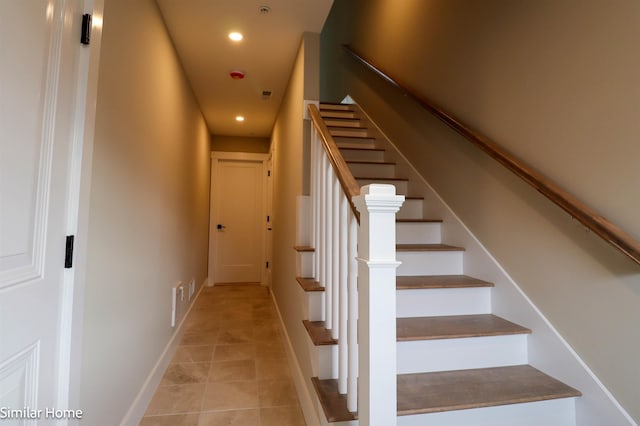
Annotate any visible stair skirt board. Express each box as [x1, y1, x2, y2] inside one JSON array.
[[270, 285, 323, 426]]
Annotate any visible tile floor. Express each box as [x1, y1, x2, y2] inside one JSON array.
[[139, 284, 306, 426]]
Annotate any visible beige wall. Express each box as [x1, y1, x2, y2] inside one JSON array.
[[270, 32, 322, 423], [211, 135, 270, 153], [79, 0, 211, 423], [322, 0, 640, 421]]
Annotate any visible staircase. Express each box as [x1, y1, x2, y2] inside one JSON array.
[[296, 102, 581, 425]]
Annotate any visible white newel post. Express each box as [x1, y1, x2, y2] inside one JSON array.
[[353, 184, 404, 426]]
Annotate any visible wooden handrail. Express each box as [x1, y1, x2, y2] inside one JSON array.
[[309, 104, 361, 221], [343, 44, 640, 266]]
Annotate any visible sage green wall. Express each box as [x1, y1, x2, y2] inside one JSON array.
[[80, 0, 211, 423], [271, 32, 322, 424], [321, 0, 640, 421]]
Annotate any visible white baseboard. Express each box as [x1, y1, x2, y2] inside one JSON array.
[[119, 277, 207, 426], [270, 289, 321, 426]]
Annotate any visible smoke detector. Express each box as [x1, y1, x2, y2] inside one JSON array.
[[259, 5, 271, 14], [229, 70, 245, 80]]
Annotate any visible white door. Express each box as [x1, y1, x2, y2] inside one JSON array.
[[0, 0, 95, 418], [211, 154, 266, 284]]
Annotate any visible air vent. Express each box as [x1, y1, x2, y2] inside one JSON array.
[[262, 90, 272, 99]]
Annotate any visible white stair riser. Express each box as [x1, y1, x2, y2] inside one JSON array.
[[340, 149, 385, 162], [397, 251, 463, 275], [397, 222, 441, 244], [306, 291, 324, 322], [311, 343, 338, 380], [357, 178, 407, 194], [330, 128, 371, 138], [320, 104, 354, 111], [324, 119, 363, 128], [296, 251, 314, 277], [396, 288, 491, 318], [397, 335, 528, 374], [321, 111, 357, 119], [397, 199, 424, 219], [397, 398, 576, 426], [347, 162, 395, 178], [337, 140, 376, 149]]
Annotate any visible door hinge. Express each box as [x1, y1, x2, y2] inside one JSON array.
[[266, 261, 269, 269], [81, 14, 92, 45], [267, 215, 270, 223], [267, 170, 271, 177], [65, 235, 75, 268]]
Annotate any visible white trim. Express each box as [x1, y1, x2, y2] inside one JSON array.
[[118, 278, 207, 426], [270, 290, 321, 426], [304, 99, 320, 120], [209, 151, 269, 286], [58, 0, 105, 419]]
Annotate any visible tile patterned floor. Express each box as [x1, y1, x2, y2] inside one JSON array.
[[139, 284, 306, 426]]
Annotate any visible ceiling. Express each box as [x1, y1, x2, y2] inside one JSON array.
[[156, 0, 334, 138]]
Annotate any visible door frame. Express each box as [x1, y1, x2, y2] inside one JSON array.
[[63, 0, 106, 415], [209, 152, 269, 286]]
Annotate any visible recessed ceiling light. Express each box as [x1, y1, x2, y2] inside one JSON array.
[[228, 32, 243, 42], [235, 116, 245, 122]]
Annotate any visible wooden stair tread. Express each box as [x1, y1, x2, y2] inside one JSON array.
[[355, 176, 408, 181], [311, 378, 358, 422], [303, 320, 337, 345], [320, 102, 354, 107], [396, 218, 442, 223], [323, 117, 361, 122], [296, 277, 324, 292], [396, 275, 494, 289], [397, 314, 531, 341], [334, 135, 375, 140], [397, 365, 581, 416], [294, 245, 314, 252], [339, 146, 385, 152], [347, 160, 396, 165], [397, 243, 465, 252], [328, 125, 369, 130]]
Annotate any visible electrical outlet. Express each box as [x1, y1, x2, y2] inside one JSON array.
[[171, 281, 183, 327], [189, 279, 195, 300]]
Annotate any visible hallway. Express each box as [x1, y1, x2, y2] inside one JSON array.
[[139, 284, 306, 425]]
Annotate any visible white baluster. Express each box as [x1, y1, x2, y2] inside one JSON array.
[[354, 184, 404, 426], [332, 177, 340, 341], [347, 209, 358, 412], [310, 131, 317, 275], [324, 162, 333, 330], [319, 152, 327, 320], [338, 191, 349, 394], [314, 137, 321, 281]]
